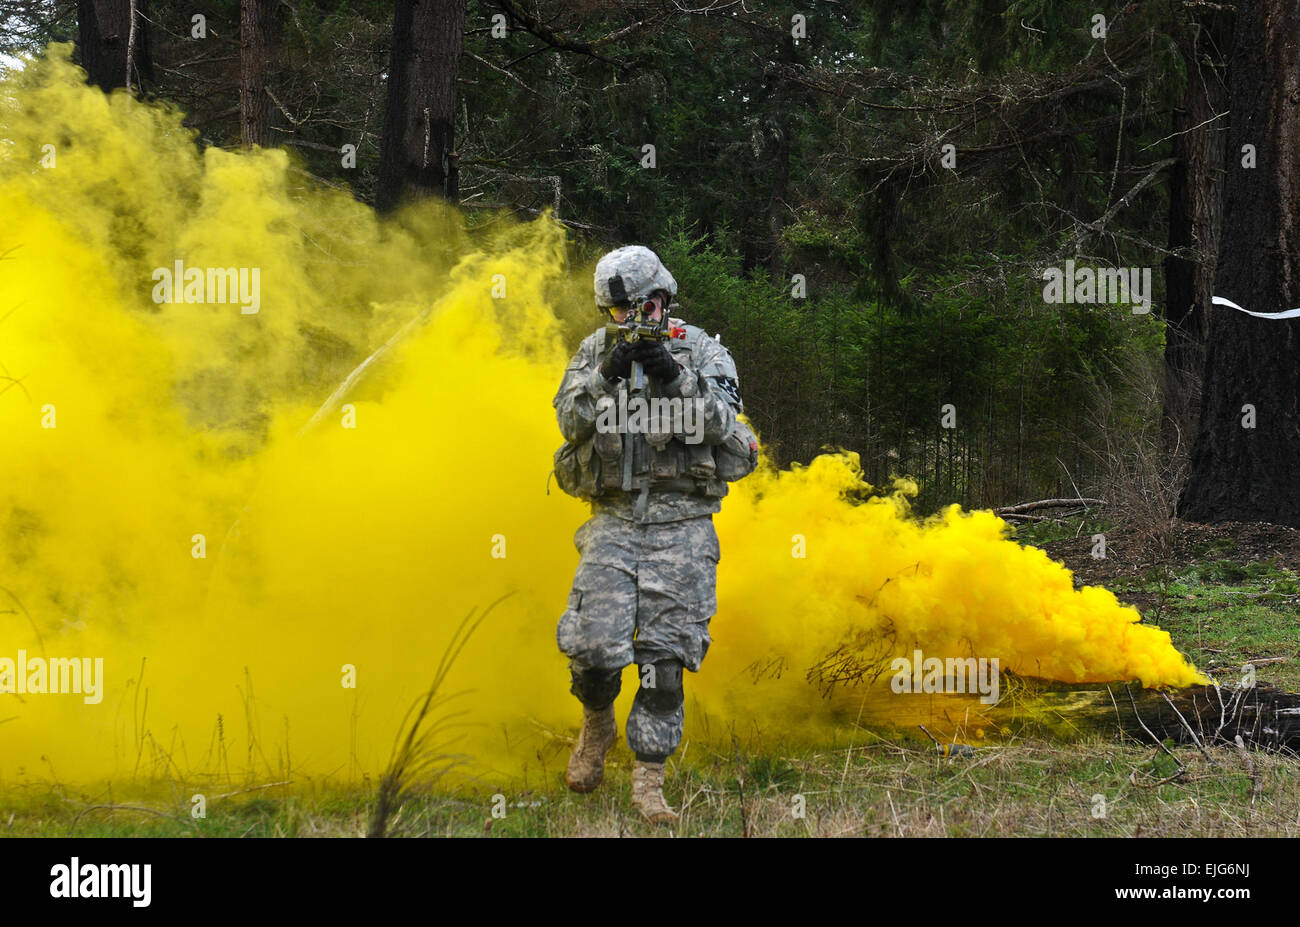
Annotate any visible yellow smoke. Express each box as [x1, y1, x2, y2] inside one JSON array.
[[0, 47, 1201, 786]]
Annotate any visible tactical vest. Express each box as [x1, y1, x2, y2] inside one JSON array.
[[553, 325, 758, 510]]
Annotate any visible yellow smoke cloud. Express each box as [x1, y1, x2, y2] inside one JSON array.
[[0, 47, 1201, 787]]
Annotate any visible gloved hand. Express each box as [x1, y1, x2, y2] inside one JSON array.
[[635, 340, 682, 382], [600, 340, 638, 381]]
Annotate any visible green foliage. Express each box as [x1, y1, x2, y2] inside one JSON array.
[[658, 226, 1161, 510], [1196, 560, 1250, 584], [0, 0, 1209, 509], [744, 754, 801, 790]]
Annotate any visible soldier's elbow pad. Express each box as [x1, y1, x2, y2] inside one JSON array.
[[714, 419, 759, 480]]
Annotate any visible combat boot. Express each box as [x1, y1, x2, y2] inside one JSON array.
[[631, 760, 679, 824], [565, 704, 617, 793]]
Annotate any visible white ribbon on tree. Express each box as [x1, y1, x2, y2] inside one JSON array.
[[1212, 296, 1300, 319]]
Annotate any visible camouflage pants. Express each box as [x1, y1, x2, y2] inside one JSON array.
[[557, 511, 720, 758]]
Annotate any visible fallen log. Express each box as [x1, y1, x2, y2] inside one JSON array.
[[994, 497, 1105, 515], [820, 673, 1300, 754]]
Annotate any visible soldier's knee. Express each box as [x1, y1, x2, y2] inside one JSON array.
[[570, 667, 622, 710], [636, 660, 684, 715]]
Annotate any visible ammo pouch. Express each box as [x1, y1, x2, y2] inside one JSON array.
[[554, 425, 755, 502], [552, 437, 727, 501], [553, 440, 600, 499]]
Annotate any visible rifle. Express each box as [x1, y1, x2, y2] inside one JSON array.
[[602, 307, 686, 503], [603, 317, 684, 346]]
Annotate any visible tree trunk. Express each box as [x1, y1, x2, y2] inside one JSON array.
[[765, 32, 797, 279], [240, 0, 280, 148], [1163, 6, 1230, 455], [77, 0, 152, 93], [376, 0, 466, 212], [1180, 0, 1300, 527]]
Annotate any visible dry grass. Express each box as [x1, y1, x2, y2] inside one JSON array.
[[1078, 350, 1188, 555], [5, 724, 1297, 838], [368, 595, 508, 837]]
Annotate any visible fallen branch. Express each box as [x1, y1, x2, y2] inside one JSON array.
[[1125, 683, 1186, 772], [1128, 767, 1185, 789], [297, 299, 442, 436], [995, 498, 1105, 515], [213, 779, 293, 800], [70, 804, 190, 830], [998, 511, 1084, 524], [1161, 691, 1216, 766]]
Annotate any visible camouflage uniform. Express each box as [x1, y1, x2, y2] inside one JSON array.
[[553, 307, 746, 761]]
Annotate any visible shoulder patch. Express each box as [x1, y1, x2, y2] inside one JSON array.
[[713, 375, 742, 408], [698, 338, 738, 380]]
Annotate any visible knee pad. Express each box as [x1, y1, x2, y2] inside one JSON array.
[[570, 667, 622, 710], [636, 660, 684, 715]]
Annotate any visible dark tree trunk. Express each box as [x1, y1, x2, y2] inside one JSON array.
[[765, 32, 797, 279], [240, 0, 280, 148], [376, 0, 466, 212], [77, 0, 152, 92], [1180, 0, 1300, 527], [1163, 6, 1231, 454]]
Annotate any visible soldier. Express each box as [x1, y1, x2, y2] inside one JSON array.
[[551, 245, 757, 824]]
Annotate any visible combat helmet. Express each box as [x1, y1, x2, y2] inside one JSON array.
[[593, 245, 677, 308]]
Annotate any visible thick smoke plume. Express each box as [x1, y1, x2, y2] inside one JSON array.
[[0, 48, 1202, 785]]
